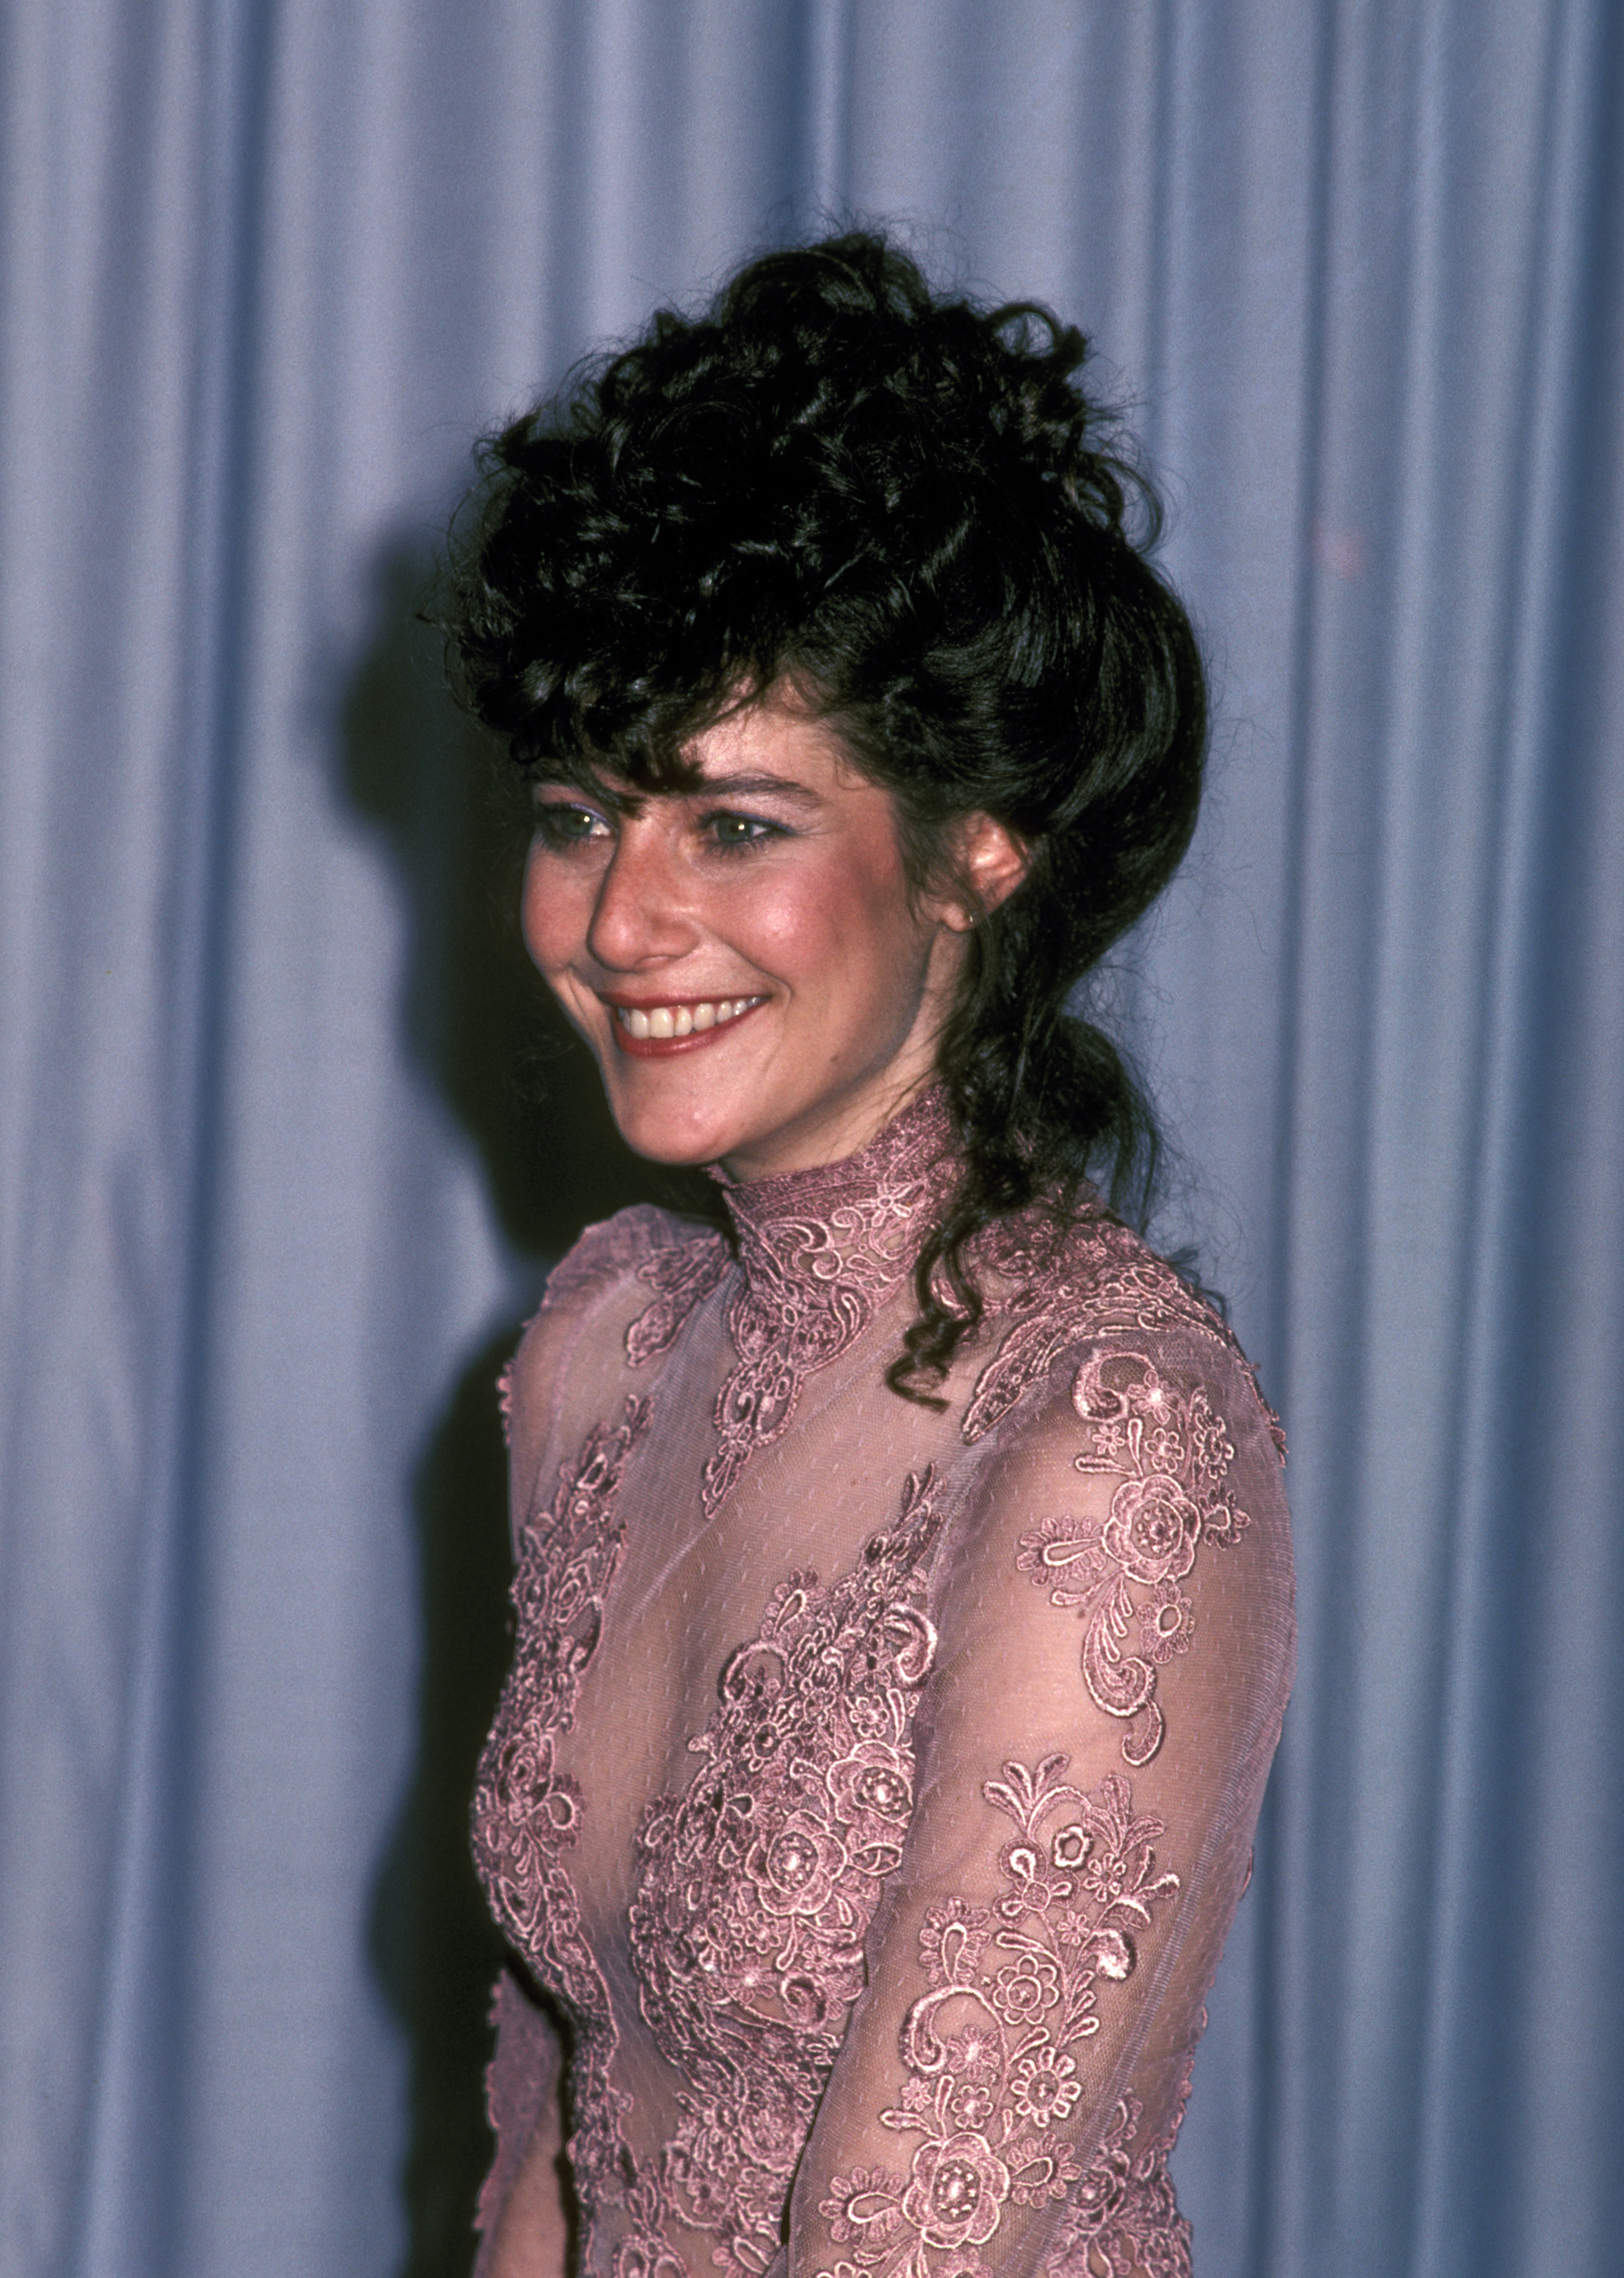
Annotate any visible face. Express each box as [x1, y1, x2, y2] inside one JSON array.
[[522, 697, 985, 1182]]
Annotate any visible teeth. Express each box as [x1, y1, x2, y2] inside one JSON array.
[[616, 997, 758, 1038]]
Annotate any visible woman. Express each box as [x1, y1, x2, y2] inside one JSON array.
[[445, 232, 1293, 2278]]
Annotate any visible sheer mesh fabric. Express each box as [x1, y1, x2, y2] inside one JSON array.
[[472, 1091, 1294, 2278]]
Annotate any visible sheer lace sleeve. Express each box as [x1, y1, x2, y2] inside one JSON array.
[[785, 1327, 1293, 2278], [473, 1970, 566, 2276], [482, 1204, 703, 2264]]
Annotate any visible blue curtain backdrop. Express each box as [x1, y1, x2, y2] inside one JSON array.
[[2, 3, 1619, 2273]]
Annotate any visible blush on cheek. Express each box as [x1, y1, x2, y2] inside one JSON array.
[[755, 878, 889, 967]]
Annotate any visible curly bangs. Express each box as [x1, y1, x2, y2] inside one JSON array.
[[446, 234, 1156, 797]]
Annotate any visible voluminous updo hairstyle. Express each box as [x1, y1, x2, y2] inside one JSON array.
[[442, 229, 1207, 1399]]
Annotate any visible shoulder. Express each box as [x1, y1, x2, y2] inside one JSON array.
[[536, 1202, 709, 1315], [500, 1205, 729, 1517], [499, 1207, 676, 1420], [934, 1205, 1294, 1763], [960, 1202, 1285, 1464]]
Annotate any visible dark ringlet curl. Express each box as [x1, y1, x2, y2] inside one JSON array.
[[440, 230, 1206, 1402]]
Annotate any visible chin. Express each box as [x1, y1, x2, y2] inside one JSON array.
[[603, 1093, 738, 1169], [628, 1132, 730, 1169]]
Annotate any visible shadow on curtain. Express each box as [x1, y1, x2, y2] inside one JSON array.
[[336, 547, 727, 2271]]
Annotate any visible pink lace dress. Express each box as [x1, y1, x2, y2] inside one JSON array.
[[471, 1090, 1294, 2278]]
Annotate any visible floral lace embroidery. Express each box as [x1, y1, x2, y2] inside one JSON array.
[[541, 1207, 679, 1313], [698, 1096, 957, 1516], [1015, 1350, 1250, 1767], [965, 1219, 1286, 1460], [626, 1232, 730, 1366], [1042, 2086, 1193, 2278], [497, 1355, 516, 1447], [471, 1398, 651, 2240], [818, 1759, 1180, 2278], [496, 1207, 712, 1450], [629, 1472, 946, 2277]]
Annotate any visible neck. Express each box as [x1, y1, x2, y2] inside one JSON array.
[[714, 1085, 959, 1301], [716, 1065, 951, 1188]]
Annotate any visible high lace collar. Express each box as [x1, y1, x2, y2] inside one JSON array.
[[713, 1086, 960, 1306]]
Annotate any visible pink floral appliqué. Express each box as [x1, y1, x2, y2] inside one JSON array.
[[698, 1098, 959, 1515], [1015, 1350, 1250, 1765], [963, 1216, 1286, 1461], [629, 1471, 945, 2277], [818, 1758, 1181, 2278], [626, 1232, 730, 1366], [1041, 2086, 1194, 2278]]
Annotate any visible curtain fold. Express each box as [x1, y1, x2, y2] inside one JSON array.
[[2, 5, 1618, 2273]]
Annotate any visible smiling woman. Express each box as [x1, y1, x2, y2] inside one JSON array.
[[522, 701, 1024, 1177], [438, 233, 1293, 2278]]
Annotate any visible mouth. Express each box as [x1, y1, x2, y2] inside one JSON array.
[[605, 994, 769, 1056]]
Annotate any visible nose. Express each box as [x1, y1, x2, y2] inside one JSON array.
[[585, 817, 698, 971]]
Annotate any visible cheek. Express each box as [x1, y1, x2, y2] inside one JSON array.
[[519, 849, 581, 980], [745, 850, 920, 991]]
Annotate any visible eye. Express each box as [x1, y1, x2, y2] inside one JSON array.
[[702, 810, 782, 853], [533, 799, 610, 849]]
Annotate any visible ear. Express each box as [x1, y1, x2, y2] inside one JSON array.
[[934, 812, 1031, 932]]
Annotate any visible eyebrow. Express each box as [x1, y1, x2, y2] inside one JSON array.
[[685, 771, 826, 809], [531, 768, 828, 814]]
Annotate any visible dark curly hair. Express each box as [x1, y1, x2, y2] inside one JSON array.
[[441, 230, 1207, 1399]]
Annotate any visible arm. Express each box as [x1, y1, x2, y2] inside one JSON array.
[[478, 1210, 686, 2269], [499, 1207, 702, 1546], [474, 1971, 570, 2278], [788, 1337, 1293, 2278]]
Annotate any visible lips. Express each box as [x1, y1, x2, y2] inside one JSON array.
[[607, 995, 768, 1057]]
